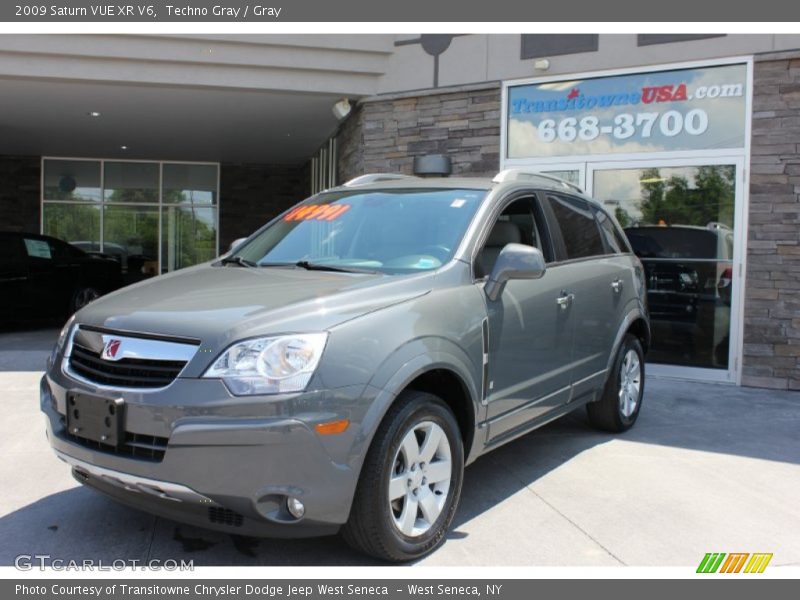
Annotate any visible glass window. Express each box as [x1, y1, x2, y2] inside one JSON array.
[[594, 207, 630, 254], [545, 194, 605, 259], [43, 160, 101, 202], [104, 162, 159, 203], [592, 164, 737, 370], [540, 170, 580, 187], [161, 206, 218, 272], [104, 206, 160, 278], [43, 203, 101, 250], [42, 159, 219, 278], [23, 238, 52, 260], [235, 189, 485, 274], [163, 164, 217, 204], [477, 197, 549, 278]]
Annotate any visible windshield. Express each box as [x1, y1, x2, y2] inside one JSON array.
[[232, 188, 486, 274]]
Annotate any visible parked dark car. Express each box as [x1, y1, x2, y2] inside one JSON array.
[[624, 224, 732, 368], [0, 232, 122, 322]]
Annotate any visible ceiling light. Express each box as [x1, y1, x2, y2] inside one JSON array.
[[119, 145, 128, 151], [87, 111, 101, 117]]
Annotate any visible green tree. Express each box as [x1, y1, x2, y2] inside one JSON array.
[[638, 165, 735, 228], [614, 206, 631, 228]]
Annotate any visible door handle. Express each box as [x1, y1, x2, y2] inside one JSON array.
[[611, 278, 623, 293], [556, 292, 575, 309]]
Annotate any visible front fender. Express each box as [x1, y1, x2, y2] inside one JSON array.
[[349, 338, 483, 472]]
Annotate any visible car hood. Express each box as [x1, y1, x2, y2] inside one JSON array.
[[75, 263, 433, 347]]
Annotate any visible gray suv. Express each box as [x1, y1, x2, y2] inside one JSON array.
[[42, 169, 650, 562]]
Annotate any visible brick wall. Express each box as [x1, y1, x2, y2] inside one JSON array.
[[0, 155, 40, 233], [743, 56, 800, 390], [337, 85, 501, 182], [219, 162, 308, 250]]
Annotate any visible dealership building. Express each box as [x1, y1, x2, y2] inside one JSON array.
[[1, 33, 799, 390]]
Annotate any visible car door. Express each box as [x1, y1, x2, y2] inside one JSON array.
[[541, 193, 625, 402], [478, 194, 578, 444], [0, 234, 30, 315]]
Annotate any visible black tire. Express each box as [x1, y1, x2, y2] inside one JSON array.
[[587, 334, 645, 433], [342, 390, 464, 562], [69, 286, 100, 314]]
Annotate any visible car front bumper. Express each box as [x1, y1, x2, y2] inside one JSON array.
[[41, 361, 378, 538]]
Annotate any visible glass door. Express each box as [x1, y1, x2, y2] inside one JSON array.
[[505, 161, 586, 190], [587, 157, 745, 383]]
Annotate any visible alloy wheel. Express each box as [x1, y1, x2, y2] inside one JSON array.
[[619, 349, 642, 418], [388, 421, 452, 537]]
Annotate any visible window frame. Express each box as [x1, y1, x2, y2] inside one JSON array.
[[592, 204, 634, 256], [540, 192, 615, 264], [470, 190, 555, 282]]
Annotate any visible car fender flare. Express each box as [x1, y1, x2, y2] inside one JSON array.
[[350, 338, 481, 471], [605, 302, 651, 377]]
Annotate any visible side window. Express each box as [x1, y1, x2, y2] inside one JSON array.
[[476, 196, 549, 278], [23, 237, 53, 260], [545, 194, 606, 260], [594, 207, 631, 254]]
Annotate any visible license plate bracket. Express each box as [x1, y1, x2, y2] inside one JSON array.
[[66, 393, 124, 447]]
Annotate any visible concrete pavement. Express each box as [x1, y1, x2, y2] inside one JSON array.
[[1, 327, 799, 566]]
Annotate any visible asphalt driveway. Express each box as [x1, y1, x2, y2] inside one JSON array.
[[1, 326, 799, 567]]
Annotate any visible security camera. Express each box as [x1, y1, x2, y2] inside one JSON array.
[[332, 98, 352, 120]]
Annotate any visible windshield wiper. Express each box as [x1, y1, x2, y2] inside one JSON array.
[[294, 260, 378, 274], [220, 255, 257, 267]]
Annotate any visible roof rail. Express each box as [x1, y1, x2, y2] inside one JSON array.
[[342, 173, 419, 187], [492, 169, 584, 194]]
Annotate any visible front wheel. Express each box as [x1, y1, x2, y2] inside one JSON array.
[[342, 390, 464, 562], [587, 334, 645, 432], [69, 286, 100, 314]]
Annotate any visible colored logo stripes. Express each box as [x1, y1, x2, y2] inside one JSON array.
[[697, 553, 773, 573]]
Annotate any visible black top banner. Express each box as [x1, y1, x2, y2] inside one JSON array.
[[1, 0, 800, 22]]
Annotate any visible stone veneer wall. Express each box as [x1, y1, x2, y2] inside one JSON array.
[[336, 84, 501, 182], [0, 155, 40, 233], [219, 162, 308, 250], [743, 54, 800, 390]]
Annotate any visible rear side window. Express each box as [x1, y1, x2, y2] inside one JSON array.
[[594, 207, 631, 254], [545, 194, 605, 260]]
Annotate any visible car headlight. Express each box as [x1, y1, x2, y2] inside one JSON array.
[[50, 316, 76, 366], [203, 333, 328, 396]]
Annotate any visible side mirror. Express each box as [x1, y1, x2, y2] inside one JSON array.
[[484, 243, 546, 301], [227, 238, 248, 254]]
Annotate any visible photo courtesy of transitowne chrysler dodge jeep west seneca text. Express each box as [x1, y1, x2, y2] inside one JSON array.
[[42, 169, 650, 561]]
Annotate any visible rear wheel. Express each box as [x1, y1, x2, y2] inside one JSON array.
[[587, 334, 645, 432], [342, 390, 464, 562]]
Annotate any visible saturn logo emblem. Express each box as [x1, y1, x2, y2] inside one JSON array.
[[101, 339, 122, 361]]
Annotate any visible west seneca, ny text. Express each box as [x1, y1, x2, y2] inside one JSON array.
[[14, 4, 283, 19]]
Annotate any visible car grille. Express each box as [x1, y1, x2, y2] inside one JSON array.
[[208, 507, 244, 527], [69, 342, 187, 389], [64, 426, 168, 462]]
